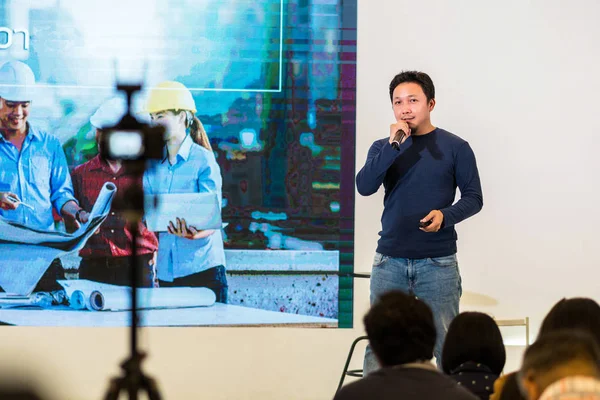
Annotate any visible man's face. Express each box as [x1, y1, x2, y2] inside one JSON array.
[[0, 98, 31, 133], [391, 82, 435, 134]]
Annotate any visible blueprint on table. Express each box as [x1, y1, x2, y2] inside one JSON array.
[[0, 182, 116, 296]]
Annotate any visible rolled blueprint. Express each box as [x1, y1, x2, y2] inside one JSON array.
[[69, 290, 87, 310], [60, 279, 217, 311], [138, 287, 217, 309], [88, 287, 216, 311], [88, 289, 132, 311], [89, 182, 117, 219]]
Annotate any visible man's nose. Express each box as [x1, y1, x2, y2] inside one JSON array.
[[11, 105, 24, 115]]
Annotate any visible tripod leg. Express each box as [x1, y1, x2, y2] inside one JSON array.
[[142, 375, 163, 400], [104, 377, 124, 400]]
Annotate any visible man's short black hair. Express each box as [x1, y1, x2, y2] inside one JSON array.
[[389, 71, 435, 103], [363, 290, 436, 367], [539, 297, 600, 346], [442, 311, 506, 375], [521, 329, 600, 377]]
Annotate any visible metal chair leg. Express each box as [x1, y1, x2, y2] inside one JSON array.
[[336, 335, 369, 393]]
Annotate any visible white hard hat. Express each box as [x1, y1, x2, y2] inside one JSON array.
[[90, 97, 126, 129], [0, 61, 36, 102], [90, 96, 150, 129]]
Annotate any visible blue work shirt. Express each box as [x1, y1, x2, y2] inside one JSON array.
[[143, 135, 226, 281], [0, 123, 77, 231]]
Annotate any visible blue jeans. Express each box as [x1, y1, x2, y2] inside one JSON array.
[[363, 252, 462, 375]]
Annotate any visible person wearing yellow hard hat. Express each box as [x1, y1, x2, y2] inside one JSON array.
[[143, 80, 212, 150], [142, 81, 228, 302]]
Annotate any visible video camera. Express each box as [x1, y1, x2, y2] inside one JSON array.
[[99, 84, 165, 162]]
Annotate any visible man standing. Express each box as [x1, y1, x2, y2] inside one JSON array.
[[70, 97, 158, 287], [356, 71, 483, 373], [0, 60, 89, 292]]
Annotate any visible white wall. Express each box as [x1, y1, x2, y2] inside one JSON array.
[[2, 1, 600, 398], [358, 0, 600, 328]]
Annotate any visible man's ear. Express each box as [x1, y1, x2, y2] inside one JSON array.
[[429, 98, 436, 112]]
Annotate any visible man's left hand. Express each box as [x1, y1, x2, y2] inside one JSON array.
[[63, 209, 89, 232], [420, 210, 444, 232], [77, 210, 90, 224], [71, 209, 90, 231], [61, 201, 89, 232]]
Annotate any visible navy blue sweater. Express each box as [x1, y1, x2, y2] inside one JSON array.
[[356, 128, 483, 259]]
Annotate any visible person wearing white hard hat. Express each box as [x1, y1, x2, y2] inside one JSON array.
[[142, 81, 228, 302], [70, 97, 159, 287], [0, 60, 90, 292]]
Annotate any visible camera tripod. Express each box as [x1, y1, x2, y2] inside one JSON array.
[[103, 197, 162, 400], [102, 83, 165, 400]]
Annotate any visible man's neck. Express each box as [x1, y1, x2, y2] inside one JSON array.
[[1, 124, 29, 150], [412, 123, 436, 136], [390, 360, 437, 371], [1, 124, 28, 139], [106, 159, 122, 174]]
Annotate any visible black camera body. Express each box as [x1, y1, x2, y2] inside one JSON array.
[[99, 84, 166, 162], [97, 84, 165, 213]]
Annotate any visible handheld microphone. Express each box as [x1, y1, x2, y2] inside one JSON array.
[[391, 129, 406, 151]]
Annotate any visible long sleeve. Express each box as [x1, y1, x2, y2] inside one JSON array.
[[355, 139, 406, 196], [49, 137, 78, 215], [142, 168, 152, 195], [71, 166, 82, 202], [196, 150, 223, 207], [440, 142, 483, 228]]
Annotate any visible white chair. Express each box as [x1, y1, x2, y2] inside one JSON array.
[[495, 317, 530, 346]]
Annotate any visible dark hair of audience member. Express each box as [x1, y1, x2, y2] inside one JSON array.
[[521, 329, 600, 378], [538, 297, 600, 345], [441, 311, 506, 375], [363, 290, 436, 367]]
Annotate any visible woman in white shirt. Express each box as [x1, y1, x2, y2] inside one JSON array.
[[142, 81, 227, 302]]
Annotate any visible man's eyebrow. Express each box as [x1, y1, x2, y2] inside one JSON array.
[[393, 94, 418, 100]]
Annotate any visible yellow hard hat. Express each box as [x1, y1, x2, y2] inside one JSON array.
[[143, 81, 196, 114]]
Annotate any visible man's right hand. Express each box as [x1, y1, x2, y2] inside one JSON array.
[[0, 192, 20, 210], [389, 121, 411, 146]]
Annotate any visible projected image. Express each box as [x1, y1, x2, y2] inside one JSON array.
[[0, 0, 356, 327]]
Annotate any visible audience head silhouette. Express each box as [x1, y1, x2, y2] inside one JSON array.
[[519, 330, 600, 400], [538, 297, 600, 345], [364, 290, 436, 367], [442, 312, 506, 399], [442, 311, 506, 375]]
